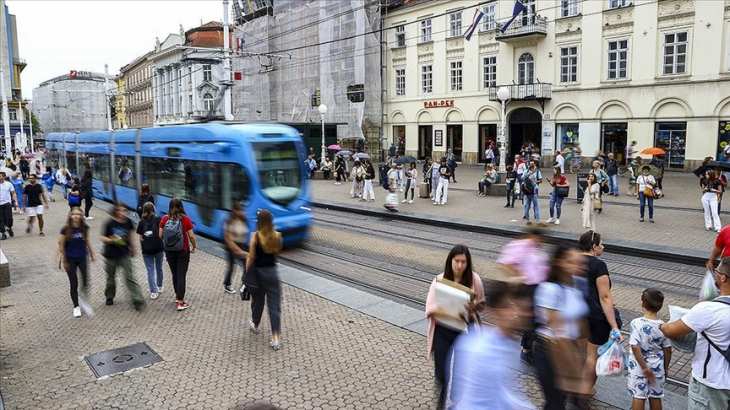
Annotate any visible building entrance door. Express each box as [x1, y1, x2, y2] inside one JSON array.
[[446, 125, 463, 161], [418, 125, 432, 160], [479, 124, 497, 163], [508, 108, 542, 159], [602, 123, 628, 164]]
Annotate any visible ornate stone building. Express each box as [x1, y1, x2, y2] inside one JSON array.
[[121, 51, 154, 129]]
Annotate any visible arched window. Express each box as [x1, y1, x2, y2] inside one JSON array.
[[517, 53, 535, 85], [203, 93, 214, 111]]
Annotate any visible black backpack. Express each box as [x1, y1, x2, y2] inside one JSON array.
[[522, 173, 536, 195], [139, 218, 163, 253]]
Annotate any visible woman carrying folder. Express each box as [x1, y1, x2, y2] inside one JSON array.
[[425, 244, 485, 409]]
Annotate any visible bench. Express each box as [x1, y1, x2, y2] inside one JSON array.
[[484, 183, 508, 197]]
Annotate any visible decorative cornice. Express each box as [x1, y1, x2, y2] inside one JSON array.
[[602, 22, 634, 35], [556, 16, 582, 33], [511, 39, 539, 48], [446, 48, 464, 59], [555, 31, 582, 44], [417, 43, 433, 55], [392, 57, 407, 66], [418, 53, 434, 63], [391, 48, 406, 59], [478, 30, 497, 43], [446, 38, 463, 51], [658, 0, 694, 17], [657, 12, 695, 28], [479, 43, 499, 54], [603, 7, 634, 26]]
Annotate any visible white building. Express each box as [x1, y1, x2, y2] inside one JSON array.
[[150, 23, 229, 126], [33, 71, 109, 134], [384, 0, 730, 170]]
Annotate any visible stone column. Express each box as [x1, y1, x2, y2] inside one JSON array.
[[181, 64, 189, 122]]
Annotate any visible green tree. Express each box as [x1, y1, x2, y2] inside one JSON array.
[[24, 109, 42, 134]]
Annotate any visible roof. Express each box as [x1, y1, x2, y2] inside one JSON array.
[[38, 72, 106, 87]]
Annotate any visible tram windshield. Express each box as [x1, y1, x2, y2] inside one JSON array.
[[253, 141, 302, 205]]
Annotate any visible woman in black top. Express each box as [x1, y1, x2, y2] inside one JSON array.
[[68, 177, 82, 210], [246, 209, 283, 350], [80, 170, 94, 220]]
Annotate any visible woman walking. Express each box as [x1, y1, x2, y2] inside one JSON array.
[[224, 201, 248, 294], [578, 231, 623, 409], [505, 165, 517, 207], [446, 149, 457, 183], [334, 156, 345, 185], [59, 207, 96, 317], [80, 170, 94, 220], [570, 142, 582, 173], [10, 171, 24, 213], [425, 244, 485, 409], [246, 209, 283, 350], [546, 166, 570, 225], [350, 160, 364, 199], [68, 177, 82, 210], [582, 173, 600, 230], [159, 198, 196, 311], [402, 162, 417, 204], [137, 202, 164, 299], [700, 169, 722, 232], [635, 165, 657, 223], [55, 164, 70, 199]]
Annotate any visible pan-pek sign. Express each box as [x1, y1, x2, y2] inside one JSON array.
[[423, 100, 455, 108]]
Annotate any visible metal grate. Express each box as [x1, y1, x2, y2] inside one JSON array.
[[84, 342, 162, 378]]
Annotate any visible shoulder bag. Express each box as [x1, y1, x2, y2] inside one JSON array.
[[643, 176, 655, 198], [556, 186, 570, 198]]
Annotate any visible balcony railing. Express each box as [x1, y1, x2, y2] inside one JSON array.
[[496, 16, 548, 41], [488, 83, 552, 101]]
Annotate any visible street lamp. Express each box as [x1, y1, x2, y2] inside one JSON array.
[[496, 86, 510, 174], [318, 104, 327, 167]]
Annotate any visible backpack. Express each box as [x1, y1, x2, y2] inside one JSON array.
[[136, 194, 152, 217], [140, 218, 163, 253], [700, 298, 730, 378], [522, 173, 536, 195], [162, 217, 185, 252]]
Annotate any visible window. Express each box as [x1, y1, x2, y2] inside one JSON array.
[[115, 155, 136, 190], [483, 56, 497, 88], [450, 61, 463, 91], [347, 84, 365, 103], [608, 0, 631, 9], [395, 69, 406, 96], [142, 157, 234, 206], [253, 140, 302, 206], [420, 19, 432, 43], [449, 11, 462, 37], [607, 39, 629, 79], [311, 89, 321, 107], [663, 32, 687, 75], [421, 65, 433, 94], [561, 0, 580, 17], [482, 3, 498, 31], [394, 25, 405, 47], [203, 65, 212, 82], [560, 46, 578, 83], [517, 53, 535, 85], [203, 93, 214, 111], [8, 108, 16, 121]]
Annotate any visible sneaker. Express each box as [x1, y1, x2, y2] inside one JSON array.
[[177, 301, 189, 311], [157, 286, 163, 293], [526, 221, 532, 225], [399, 189, 403, 192], [105, 298, 114, 306], [545, 218, 555, 223], [717, 229, 722, 233], [554, 219, 560, 225], [73, 307, 81, 318], [7, 228, 13, 237], [18, 210, 23, 214], [401, 199, 407, 204], [433, 201, 440, 206], [150, 292, 159, 300], [440, 202, 445, 206], [0, 233, 5, 240], [25, 227, 30, 234], [39, 232, 45, 237], [640, 218, 644, 222], [249, 319, 261, 334], [597, 210, 603, 215], [707, 227, 713, 231], [520, 351, 534, 365], [86, 216, 94, 220], [511, 204, 515, 208], [134, 301, 145, 311], [504, 204, 510, 208], [408, 200, 413, 204], [270, 340, 281, 351], [224, 285, 236, 294], [650, 219, 654, 223]]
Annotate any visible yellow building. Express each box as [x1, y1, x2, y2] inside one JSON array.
[[111, 75, 126, 129]]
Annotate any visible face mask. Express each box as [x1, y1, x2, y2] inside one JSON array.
[[643, 172, 649, 176]]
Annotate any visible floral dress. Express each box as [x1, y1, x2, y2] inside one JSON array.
[[350, 165, 364, 198], [572, 146, 582, 169]]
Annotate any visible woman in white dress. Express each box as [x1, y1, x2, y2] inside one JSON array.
[[349, 160, 365, 198], [582, 173, 600, 230]]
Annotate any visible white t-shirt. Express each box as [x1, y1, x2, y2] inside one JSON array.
[[637, 174, 656, 193], [55, 170, 68, 185], [555, 155, 565, 174], [681, 297, 730, 390], [535, 282, 588, 339], [0, 181, 15, 205], [431, 163, 440, 178], [406, 168, 417, 182]]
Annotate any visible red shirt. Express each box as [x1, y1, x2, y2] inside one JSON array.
[[716, 226, 730, 258], [159, 215, 194, 251], [552, 175, 567, 186]]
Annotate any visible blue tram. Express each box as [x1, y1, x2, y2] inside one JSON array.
[[45, 123, 312, 244]]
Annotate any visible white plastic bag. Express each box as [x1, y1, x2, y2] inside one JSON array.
[[595, 339, 626, 377], [700, 270, 719, 301], [668, 305, 696, 353]]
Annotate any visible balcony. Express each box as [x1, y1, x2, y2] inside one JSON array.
[[496, 16, 548, 42], [488, 83, 552, 102]]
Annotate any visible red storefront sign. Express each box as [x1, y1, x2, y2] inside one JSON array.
[[423, 100, 455, 108]]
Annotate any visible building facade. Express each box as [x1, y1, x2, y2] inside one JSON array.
[[231, 0, 382, 157], [0, 0, 29, 149], [384, 0, 730, 170], [150, 23, 229, 126], [110, 75, 126, 129], [32, 72, 108, 134], [121, 51, 154, 129]]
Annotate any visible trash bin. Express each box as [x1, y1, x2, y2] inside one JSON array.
[[576, 173, 589, 203]]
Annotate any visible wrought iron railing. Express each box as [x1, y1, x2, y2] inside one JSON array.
[[488, 83, 552, 101], [496, 16, 548, 39]]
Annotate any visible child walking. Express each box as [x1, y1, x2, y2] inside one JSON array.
[[402, 162, 417, 204], [627, 288, 672, 410]]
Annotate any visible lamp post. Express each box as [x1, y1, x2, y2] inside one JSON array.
[[496, 86, 510, 174], [318, 104, 327, 167]]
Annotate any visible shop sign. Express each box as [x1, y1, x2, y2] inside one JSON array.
[[424, 100, 455, 108], [435, 130, 443, 147]]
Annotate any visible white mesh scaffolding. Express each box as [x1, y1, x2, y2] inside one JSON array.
[[232, 0, 382, 146]]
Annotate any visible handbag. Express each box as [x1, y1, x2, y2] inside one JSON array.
[[333, 171, 338, 178], [601, 183, 609, 194], [555, 186, 570, 198], [593, 197, 602, 210], [643, 187, 655, 198], [242, 265, 260, 295]]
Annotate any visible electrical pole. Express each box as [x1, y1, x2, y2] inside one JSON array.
[[222, 0, 234, 121], [0, 69, 10, 154], [28, 100, 33, 152], [104, 64, 113, 131]]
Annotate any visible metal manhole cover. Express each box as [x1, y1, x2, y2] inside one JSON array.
[[84, 342, 162, 378]]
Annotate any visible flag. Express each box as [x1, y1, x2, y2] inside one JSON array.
[[500, 1, 527, 33], [463, 8, 484, 41]]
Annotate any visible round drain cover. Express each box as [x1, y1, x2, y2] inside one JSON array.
[[113, 354, 134, 363]]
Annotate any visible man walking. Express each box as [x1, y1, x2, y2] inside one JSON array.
[[554, 150, 565, 174], [101, 203, 145, 310], [433, 157, 451, 206], [626, 141, 637, 165], [522, 164, 547, 227], [23, 174, 49, 236], [605, 153, 620, 196], [0, 172, 17, 240]]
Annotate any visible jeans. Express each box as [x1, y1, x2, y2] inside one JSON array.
[[608, 174, 619, 195], [61, 184, 68, 198], [224, 244, 246, 287], [433, 324, 460, 407], [142, 252, 164, 293], [104, 256, 143, 303], [166, 250, 191, 301], [701, 192, 721, 230], [65, 257, 88, 307], [524, 192, 541, 221], [506, 181, 515, 205], [251, 265, 281, 334], [549, 190, 564, 219], [639, 192, 654, 219]]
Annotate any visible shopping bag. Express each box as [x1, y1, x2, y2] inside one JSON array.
[[595, 338, 626, 377], [668, 305, 696, 353], [700, 270, 720, 301]]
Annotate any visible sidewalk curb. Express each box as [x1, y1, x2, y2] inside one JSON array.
[[312, 200, 708, 267]]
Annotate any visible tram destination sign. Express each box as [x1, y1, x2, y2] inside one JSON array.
[[423, 100, 455, 109]]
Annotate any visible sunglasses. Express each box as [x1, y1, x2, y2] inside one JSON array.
[[714, 269, 730, 279]]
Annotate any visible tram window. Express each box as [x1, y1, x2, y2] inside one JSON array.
[[225, 163, 250, 208], [142, 157, 222, 206], [115, 155, 136, 190], [66, 151, 77, 175], [84, 154, 103, 180], [97, 154, 112, 183], [48, 147, 62, 169], [252, 141, 302, 205]]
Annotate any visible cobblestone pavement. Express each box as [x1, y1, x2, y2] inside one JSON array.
[[314, 165, 721, 253], [0, 202, 621, 409]]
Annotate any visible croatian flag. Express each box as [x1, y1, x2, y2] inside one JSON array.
[[500, 0, 527, 33], [463, 8, 484, 41]]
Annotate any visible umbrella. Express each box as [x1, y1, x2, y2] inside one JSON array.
[[395, 155, 416, 165], [640, 147, 666, 155], [336, 150, 352, 157], [327, 144, 342, 151], [706, 161, 730, 171], [641, 164, 662, 179], [352, 153, 370, 160]]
